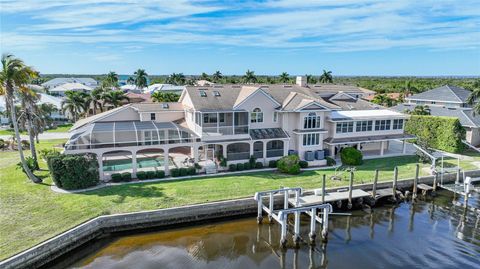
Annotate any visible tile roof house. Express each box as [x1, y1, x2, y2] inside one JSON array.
[[42, 77, 98, 89], [65, 76, 410, 181], [391, 85, 480, 145]]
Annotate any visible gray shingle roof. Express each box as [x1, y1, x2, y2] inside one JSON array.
[[391, 103, 480, 127], [406, 85, 471, 103]]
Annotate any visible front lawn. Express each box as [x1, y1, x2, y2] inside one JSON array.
[[0, 140, 478, 260]]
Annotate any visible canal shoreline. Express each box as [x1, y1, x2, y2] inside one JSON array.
[[2, 170, 479, 269]]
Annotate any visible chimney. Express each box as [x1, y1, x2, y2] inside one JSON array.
[[296, 76, 307, 87]]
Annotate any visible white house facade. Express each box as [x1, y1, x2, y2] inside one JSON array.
[[64, 77, 411, 180]]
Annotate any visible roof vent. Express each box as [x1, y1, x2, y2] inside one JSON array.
[[199, 90, 207, 97], [213, 90, 221, 97], [162, 103, 169, 109]]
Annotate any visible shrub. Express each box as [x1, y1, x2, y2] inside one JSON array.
[[121, 172, 132, 181], [136, 171, 147, 180], [16, 156, 39, 174], [255, 162, 264, 169], [146, 171, 156, 179], [243, 162, 251, 170], [0, 138, 5, 150], [229, 164, 237, 171], [187, 167, 196, 175], [155, 170, 165, 178], [340, 147, 363, 165], [236, 163, 244, 171], [179, 168, 188, 176], [277, 155, 301, 175], [405, 115, 465, 153], [111, 173, 122, 182], [326, 156, 336, 166], [170, 168, 180, 177], [47, 153, 99, 190], [249, 155, 256, 167], [194, 163, 202, 170], [299, 160, 308, 168], [268, 160, 277, 168], [39, 148, 60, 161]]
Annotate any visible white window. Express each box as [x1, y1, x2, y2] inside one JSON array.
[[336, 122, 354, 133], [304, 112, 321, 129], [392, 119, 404, 130], [251, 108, 263, 123], [356, 121, 373, 132], [375, 120, 391, 131], [150, 113, 156, 121], [303, 133, 320, 146], [273, 111, 278, 122]]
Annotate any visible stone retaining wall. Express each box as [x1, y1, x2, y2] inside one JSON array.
[[2, 169, 479, 269]]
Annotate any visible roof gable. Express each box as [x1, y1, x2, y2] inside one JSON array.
[[233, 87, 281, 109], [329, 91, 357, 101], [406, 85, 471, 103]]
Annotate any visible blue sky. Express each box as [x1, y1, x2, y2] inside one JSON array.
[[1, 0, 479, 76]]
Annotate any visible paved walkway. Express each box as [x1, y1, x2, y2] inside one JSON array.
[[0, 132, 70, 140]]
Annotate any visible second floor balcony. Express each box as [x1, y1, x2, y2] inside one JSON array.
[[193, 111, 250, 139]]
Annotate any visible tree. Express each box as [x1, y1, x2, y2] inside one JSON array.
[[306, 74, 317, 84], [103, 90, 129, 108], [200, 72, 209, 80], [403, 80, 418, 98], [103, 71, 119, 88], [212, 71, 222, 82], [166, 73, 186, 86], [17, 86, 42, 166], [371, 94, 394, 107], [134, 69, 148, 89], [279, 72, 290, 83], [319, 70, 333, 83], [243, 69, 257, 84], [62, 90, 88, 122], [126, 76, 135, 85], [408, 105, 431, 115], [0, 53, 41, 183], [88, 87, 105, 115], [151, 92, 180, 102], [466, 79, 480, 115]]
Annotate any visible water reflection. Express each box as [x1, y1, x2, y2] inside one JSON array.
[[65, 190, 479, 269]]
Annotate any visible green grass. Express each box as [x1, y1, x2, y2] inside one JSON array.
[[0, 124, 72, 136], [0, 140, 478, 260]]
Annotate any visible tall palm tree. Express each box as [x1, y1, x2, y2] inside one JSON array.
[[17, 86, 41, 165], [151, 92, 180, 102], [305, 74, 317, 84], [466, 79, 480, 115], [134, 69, 148, 89], [403, 80, 417, 98], [319, 70, 333, 83], [103, 71, 119, 88], [127, 76, 135, 85], [62, 90, 88, 122], [167, 73, 186, 86], [279, 72, 290, 83], [371, 94, 394, 107], [103, 90, 129, 108], [409, 105, 431, 115], [88, 87, 105, 115], [212, 71, 222, 82], [243, 70, 257, 84], [0, 54, 41, 183]]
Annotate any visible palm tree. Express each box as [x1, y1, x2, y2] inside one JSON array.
[[305, 74, 317, 84], [403, 80, 417, 98], [466, 79, 480, 114], [127, 76, 135, 85], [151, 92, 180, 102], [319, 70, 333, 83], [62, 91, 88, 122], [88, 87, 105, 115], [371, 94, 394, 107], [134, 69, 148, 89], [103, 90, 129, 108], [17, 86, 41, 165], [409, 105, 431, 115], [0, 54, 41, 183], [103, 71, 119, 88], [279, 72, 290, 83], [243, 70, 257, 84], [200, 72, 209, 81], [212, 71, 222, 82], [166, 73, 186, 86]]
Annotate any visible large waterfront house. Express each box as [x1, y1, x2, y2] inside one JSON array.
[[64, 77, 411, 180], [48, 82, 93, 97], [42, 77, 98, 89], [392, 85, 479, 146]]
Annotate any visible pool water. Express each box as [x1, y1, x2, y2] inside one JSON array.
[[102, 157, 167, 172], [57, 190, 479, 269]]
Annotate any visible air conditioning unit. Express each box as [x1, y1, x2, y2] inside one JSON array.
[[315, 150, 325, 160], [304, 151, 314, 161]]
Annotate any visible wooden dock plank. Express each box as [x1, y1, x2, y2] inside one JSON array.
[[289, 189, 370, 207]]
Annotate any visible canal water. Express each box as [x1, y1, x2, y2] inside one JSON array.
[[59, 190, 479, 269]]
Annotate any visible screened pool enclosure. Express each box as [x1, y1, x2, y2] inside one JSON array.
[[65, 121, 199, 150]]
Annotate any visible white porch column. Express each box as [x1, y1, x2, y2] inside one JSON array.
[[164, 148, 170, 176], [283, 140, 289, 157], [329, 145, 335, 158], [193, 145, 199, 162], [250, 142, 254, 157], [402, 140, 407, 154], [222, 144, 227, 159], [97, 153, 104, 181], [380, 141, 385, 156], [131, 150, 137, 178], [263, 141, 268, 163]]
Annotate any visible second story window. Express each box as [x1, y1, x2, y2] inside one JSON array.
[[251, 108, 263, 123], [392, 119, 404, 130], [336, 122, 354, 133], [375, 120, 391, 131], [150, 113, 156, 121], [304, 112, 321, 129], [356, 121, 373, 132]]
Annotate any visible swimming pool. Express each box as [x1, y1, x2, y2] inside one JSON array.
[[103, 157, 169, 172]]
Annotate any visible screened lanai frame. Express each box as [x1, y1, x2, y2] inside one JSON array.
[[65, 121, 199, 150]]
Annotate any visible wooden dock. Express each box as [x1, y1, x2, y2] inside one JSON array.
[[289, 189, 370, 207]]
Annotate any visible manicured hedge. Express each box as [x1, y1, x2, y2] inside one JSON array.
[[255, 162, 264, 169], [136, 171, 147, 180], [121, 172, 132, 181], [326, 156, 336, 166], [405, 115, 465, 153], [340, 147, 363, 165], [146, 171, 156, 179], [268, 160, 277, 168], [277, 155, 301, 174], [236, 163, 244, 171], [170, 168, 180, 177], [155, 170, 165, 178], [47, 153, 99, 190], [111, 173, 122, 182], [299, 160, 308, 168], [229, 164, 237, 171]]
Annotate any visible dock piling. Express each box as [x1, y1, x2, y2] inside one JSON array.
[[413, 164, 419, 199], [348, 171, 354, 209], [309, 208, 317, 243], [433, 172, 438, 192], [321, 208, 329, 242], [392, 167, 398, 202], [372, 169, 378, 199], [269, 192, 274, 222], [321, 174, 326, 204], [293, 211, 301, 247]]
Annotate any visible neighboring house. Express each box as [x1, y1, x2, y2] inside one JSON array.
[[392, 85, 480, 146], [49, 83, 93, 97], [64, 77, 410, 180], [0, 93, 67, 124], [120, 84, 145, 93], [195, 80, 215, 86], [42, 77, 98, 89], [145, 84, 185, 94]]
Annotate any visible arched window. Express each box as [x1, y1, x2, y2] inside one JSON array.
[[304, 112, 321, 129], [251, 108, 263, 123]]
